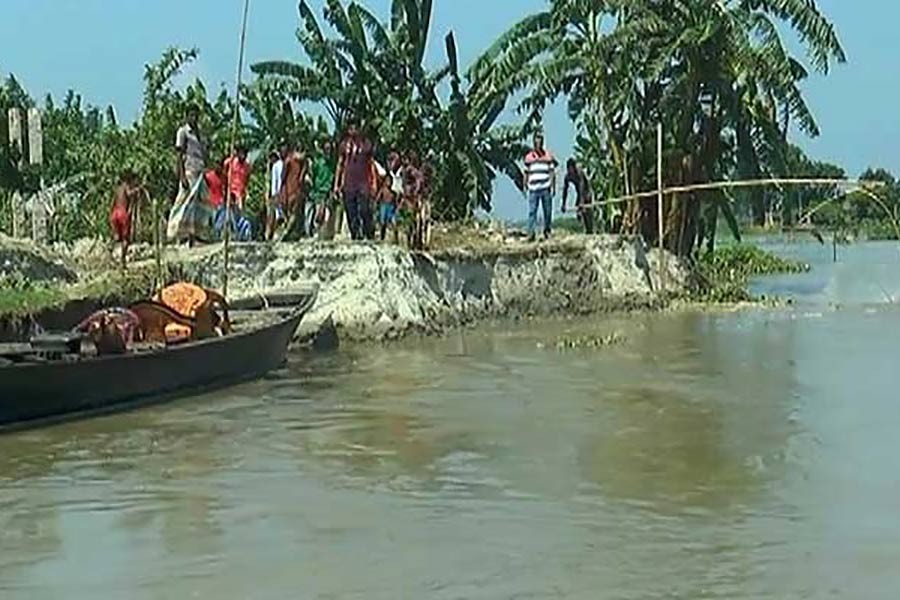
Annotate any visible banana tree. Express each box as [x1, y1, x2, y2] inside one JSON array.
[[481, 0, 845, 256], [252, 0, 442, 146], [430, 32, 526, 219]]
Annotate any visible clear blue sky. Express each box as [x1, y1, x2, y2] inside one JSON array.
[[0, 0, 894, 217]]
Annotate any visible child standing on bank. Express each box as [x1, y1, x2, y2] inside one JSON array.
[[109, 170, 144, 268]]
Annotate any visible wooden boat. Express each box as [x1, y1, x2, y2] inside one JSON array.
[[0, 287, 317, 430]]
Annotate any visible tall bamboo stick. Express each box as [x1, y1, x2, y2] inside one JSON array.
[[657, 123, 665, 293], [223, 0, 251, 299]]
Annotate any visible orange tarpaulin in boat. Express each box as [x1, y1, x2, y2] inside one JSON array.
[[156, 283, 208, 318], [164, 323, 192, 344], [144, 282, 230, 344]]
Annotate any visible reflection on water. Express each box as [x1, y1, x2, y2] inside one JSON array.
[[2, 241, 900, 598]]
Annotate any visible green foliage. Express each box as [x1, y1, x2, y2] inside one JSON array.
[[696, 243, 809, 302], [800, 166, 900, 240], [483, 0, 845, 255], [703, 244, 809, 276], [251, 0, 525, 220], [0, 272, 66, 317], [1, 49, 238, 242], [1, 2, 849, 243]]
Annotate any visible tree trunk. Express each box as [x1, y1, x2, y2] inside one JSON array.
[[664, 153, 702, 257]]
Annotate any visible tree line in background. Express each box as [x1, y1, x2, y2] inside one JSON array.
[[1, 0, 896, 253]]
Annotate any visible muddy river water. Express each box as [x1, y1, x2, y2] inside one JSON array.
[[2, 241, 900, 599]]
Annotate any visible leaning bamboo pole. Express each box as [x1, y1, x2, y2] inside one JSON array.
[[799, 185, 900, 250], [582, 178, 885, 212]]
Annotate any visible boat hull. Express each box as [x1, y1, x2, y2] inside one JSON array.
[[0, 307, 307, 430]]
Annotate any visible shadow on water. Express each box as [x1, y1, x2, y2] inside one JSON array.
[[579, 385, 760, 514], [0, 395, 246, 589], [574, 311, 802, 516]]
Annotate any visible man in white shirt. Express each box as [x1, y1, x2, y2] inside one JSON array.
[[168, 104, 212, 244], [175, 105, 207, 189], [267, 148, 285, 241]]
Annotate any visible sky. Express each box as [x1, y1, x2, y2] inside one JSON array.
[[0, 0, 895, 218]]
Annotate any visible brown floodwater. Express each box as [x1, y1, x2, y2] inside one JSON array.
[[2, 241, 900, 599]]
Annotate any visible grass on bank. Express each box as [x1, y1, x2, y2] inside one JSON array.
[[0, 263, 162, 319], [0, 278, 67, 318], [1, 221, 811, 320]]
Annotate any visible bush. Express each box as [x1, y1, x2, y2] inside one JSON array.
[[695, 244, 809, 303], [0, 272, 66, 316]]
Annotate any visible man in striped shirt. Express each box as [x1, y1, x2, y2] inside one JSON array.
[[524, 132, 558, 241]]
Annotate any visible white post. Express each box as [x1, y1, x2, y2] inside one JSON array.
[[8, 108, 25, 238], [7, 108, 23, 159], [657, 122, 666, 293], [27, 108, 43, 166], [28, 109, 47, 244]]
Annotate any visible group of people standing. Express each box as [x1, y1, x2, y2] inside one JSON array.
[[155, 106, 432, 252], [265, 119, 432, 246], [109, 105, 601, 266]]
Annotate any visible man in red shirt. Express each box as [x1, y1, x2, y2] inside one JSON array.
[[204, 164, 227, 239], [204, 164, 225, 209], [333, 119, 376, 240], [224, 145, 251, 210], [282, 142, 310, 241]]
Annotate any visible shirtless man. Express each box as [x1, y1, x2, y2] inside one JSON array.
[[562, 158, 596, 234], [110, 170, 144, 268], [281, 142, 310, 241], [401, 151, 426, 249]]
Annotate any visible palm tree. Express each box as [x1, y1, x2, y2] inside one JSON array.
[[479, 0, 845, 255]]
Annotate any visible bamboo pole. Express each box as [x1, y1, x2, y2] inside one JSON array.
[[657, 123, 665, 293], [222, 0, 251, 300], [854, 186, 900, 245], [583, 178, 884, 212], [148, 190, 163, 291]]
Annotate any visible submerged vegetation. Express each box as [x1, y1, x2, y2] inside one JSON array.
[[696, 244, 810, 303]]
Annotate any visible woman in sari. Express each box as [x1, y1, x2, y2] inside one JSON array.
[[167, 104, 213, 245]]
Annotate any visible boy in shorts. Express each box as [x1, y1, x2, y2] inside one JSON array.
[[110, 170, 144, 268]]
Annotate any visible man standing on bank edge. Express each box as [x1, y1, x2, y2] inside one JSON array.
[[524, 131, 558, 242]]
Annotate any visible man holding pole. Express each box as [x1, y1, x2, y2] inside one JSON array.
[[562, 158, 595, 234]]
